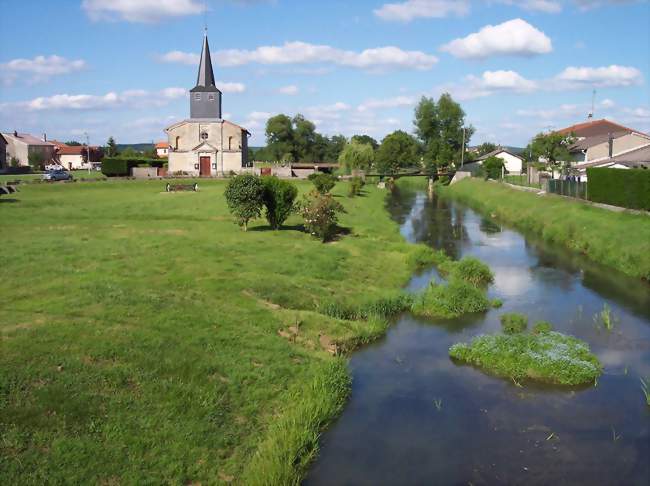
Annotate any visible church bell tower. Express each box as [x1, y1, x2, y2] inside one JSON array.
[[190, 33, 222, 119]]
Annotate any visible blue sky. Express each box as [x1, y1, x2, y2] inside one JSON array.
[[0, 0, 648, 147]]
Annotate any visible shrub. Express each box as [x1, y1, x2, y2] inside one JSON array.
[[483, 156, 505, 180], [411, 279, 490, 319], [500, 313, 528, 334], [224, 174, 265, 231], [101, 157, 162, 177], [587, 167, 650, 211], [262, 176, 298, 230], [308, 173, 337, 194], [450, 256, 494, 287], [300, 190, 345, 242], [320, 294, 412, 320], [532, 321, 553, 334], [407, 246, 449, 269], [449, 330, 602, 386], [348, 177, 364, 197], [491, 298, 503, 308]]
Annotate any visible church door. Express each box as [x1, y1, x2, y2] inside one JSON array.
[[199, 156, 211, 177]]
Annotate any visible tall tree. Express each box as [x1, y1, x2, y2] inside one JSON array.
[[476, 142, 498, 156], [351, 134, 378, 151], [105, 136, 117, 157], [265, 114, 295, 161], [414, 93, 473, 172], [325, 134, 347, 163], [292, 114, 317, 162], [375, 130, 420, 175], [338, 142, 375, 172]]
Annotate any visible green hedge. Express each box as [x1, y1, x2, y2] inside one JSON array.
[[587, 167, 650, 210], [101, 158, 163, 177]]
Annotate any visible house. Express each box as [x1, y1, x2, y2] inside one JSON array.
[[569, 131, 650, 164], [474, 147, 524, 174], [50, 141, 104, 170], [557, 119, 637, 139], [573, 144, 650, 177], [165, 33, 250, 176], [155, 142, 169, 158], [0, 131, 57, 168]]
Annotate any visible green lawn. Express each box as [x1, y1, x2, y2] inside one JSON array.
[[504, 174, 541, 188], [442, 178, 650, 281], [0, 179, 423, 484]]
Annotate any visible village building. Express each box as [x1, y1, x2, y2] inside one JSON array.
[[155, 141, 169, 158], [0, 131, 57, 169], [165, 33, 250, 176], [475, 148, 524, 174], [50, 141, 103, 170], [0, 134, 6, 169]]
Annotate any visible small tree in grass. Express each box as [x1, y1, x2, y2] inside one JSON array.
[[308, 172, 337, 194], [482, 156, 505, 180], [300, 190, 346, 242], [262, 176, 298, 229], [224, 174, 265, 231], [28, 151, 46, 171]]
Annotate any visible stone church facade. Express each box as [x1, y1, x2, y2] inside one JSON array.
[[165, 34, 249, 176]]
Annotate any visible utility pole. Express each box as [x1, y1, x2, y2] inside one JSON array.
[[85, 132, 90, 173], [460, 127, 466, 168]]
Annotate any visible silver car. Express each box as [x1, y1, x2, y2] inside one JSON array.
[[43, 170, 73, 182]]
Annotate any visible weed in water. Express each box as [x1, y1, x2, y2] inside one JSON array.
[[450, 256, 494, 287], [411, 279, 490, 319], [491, 298, 503, 309], [641, 378, 650, 406], [611, 427, 621, 442], [532, 321, 553, 334], [500, 313, 528, 334], [433, 399, 443, 411], [595, 303, 613, 331]]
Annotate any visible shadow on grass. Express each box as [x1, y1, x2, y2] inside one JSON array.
[[249, 224, 306, 232], [0, 198, 19, 203]]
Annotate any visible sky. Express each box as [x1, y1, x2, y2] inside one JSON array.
[[0, 0, 649, 147]]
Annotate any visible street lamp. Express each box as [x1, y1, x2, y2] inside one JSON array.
[[84, 132, 91, 173]]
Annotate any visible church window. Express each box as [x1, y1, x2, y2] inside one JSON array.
[[201, 131, 209, 141], [194, 93, 201, 101]]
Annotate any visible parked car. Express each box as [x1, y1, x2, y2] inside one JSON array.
[[43, 170, 73, 181]]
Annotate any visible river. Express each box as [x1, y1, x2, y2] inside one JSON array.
[[305, 186, 650, 485]]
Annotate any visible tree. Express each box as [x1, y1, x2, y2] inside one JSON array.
[[530, 132, 575, 174], [106, 137, 117, 157], [292, 114, 317, 162], [262, 176, 298, 229], [266, 114, 295, 161], [325, 134, 347, 162], [375, 130, 420, 175], [65, 140, 82, 146], [308, 173, 337, 194], [28, 151, 45, 170], [351, 135, 378, 151], [414, 93, 473, 172], [476, 142, 498, 156], [120, 147, 138, 158], [300, 190, 345, 242], [338, 142, 375, 173], [224, 174, 265, 231], [482, 156, 505, 180]]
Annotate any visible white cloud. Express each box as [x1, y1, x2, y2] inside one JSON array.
[[516, 104, 584, 119], [440, 18, 552, 59], [215, 41, 438, 71], [217, 82, 246, 93], [158, 51, 200, 65], [278, 85, 299, 95], [573, 0, 642, 10], [304, 102, 352, 121], [82, 0, 205, 23], [357, 96, 417, 112], [495, 0, 562, 13], [555, 65, 643, 87], [600, 98, 616, 108], [374, 0, 470, 22], [474, 70, 538, 91], [0, 55, 86, 84]]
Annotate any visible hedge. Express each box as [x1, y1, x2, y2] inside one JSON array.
[[587, 167, 650, 211], [101, 158, 163, 177]]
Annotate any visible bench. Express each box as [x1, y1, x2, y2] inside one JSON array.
[[165, 182, 198, 192], [0, 185, 18, 197]]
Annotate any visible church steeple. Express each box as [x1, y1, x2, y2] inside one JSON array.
[[189, 32, 222, 119], [196, 32, 216, 88]]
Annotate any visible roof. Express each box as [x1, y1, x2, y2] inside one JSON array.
[[476, 148, 524, 161], [556, 119, 639, 138], [165, 118, 250, 135], [569, 131, 631, 151], [574, 145, 650, 170], [1, 132, 55, 146], [50, 140, 99, 155], [155, 142, 168, 149], [195, 33, 216, 88]]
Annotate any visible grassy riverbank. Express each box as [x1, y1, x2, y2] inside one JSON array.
[[1, 179, 426, 484], [442, 179, 650, 281]]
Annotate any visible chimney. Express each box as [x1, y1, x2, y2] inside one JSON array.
[[43, 133, 47, 142], [608, 132, 613, 158], [13, 130, 18, 137]]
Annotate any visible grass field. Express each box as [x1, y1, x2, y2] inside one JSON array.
[[0, 179, 425, 484], [442, 178, 650, 281]]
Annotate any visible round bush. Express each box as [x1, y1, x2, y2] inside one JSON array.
[[500, 313, 528, 334]]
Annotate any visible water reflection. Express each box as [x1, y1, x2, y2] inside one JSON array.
[[306, 186, 650, 486]]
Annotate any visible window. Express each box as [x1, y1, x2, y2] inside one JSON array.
[[208, 94, 215, 101], [194, 93, 201, 101], [228, 136, 233, 150], [201, 131, 209, 141], [175, 136, 180, 150]]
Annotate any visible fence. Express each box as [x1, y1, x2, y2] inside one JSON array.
[[546, 179, 588, 200]]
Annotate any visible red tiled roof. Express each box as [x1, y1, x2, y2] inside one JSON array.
[[155, 142, 168, 149], [50, 140, 96, 155], [556, 119, 638, 138]]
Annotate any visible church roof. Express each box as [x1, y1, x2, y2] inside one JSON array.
[[196, 33, 216, 88]]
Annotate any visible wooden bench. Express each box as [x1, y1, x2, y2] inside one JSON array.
[[165, 182, 198, 192], [0, 185, 18, 197]]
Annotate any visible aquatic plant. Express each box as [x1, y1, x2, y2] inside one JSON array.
[[532, 321, 553, 334], [595, 303, 614, 331], [641, 378, 650, 406], [500, 313, 528, 334], [449, 256, 494, 287], [411, 279, 490, 319], [490, 298, 503, 308], [449, 328, 602, 386], [433, 399, 443, 411], [320, 293, 413, 321]]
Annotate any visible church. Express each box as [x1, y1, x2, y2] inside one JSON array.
[[165, 33, 250, 176]]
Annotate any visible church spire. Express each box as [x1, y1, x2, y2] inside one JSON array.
[[196, 33, 216, 88]]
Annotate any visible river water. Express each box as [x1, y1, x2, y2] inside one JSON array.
[[306, 187, 650, 485]]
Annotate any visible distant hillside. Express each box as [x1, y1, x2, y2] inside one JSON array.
[[115, 143, 154, 153]]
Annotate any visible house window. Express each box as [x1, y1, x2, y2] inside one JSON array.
[[208, 94, 215, 101], [228, 136, 233, 150], [175, 136, 180, 150], [194, 93, 201, 101]]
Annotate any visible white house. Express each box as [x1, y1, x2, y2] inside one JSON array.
[[476, 148, 524, 174], [155, 141, 169, 158]]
